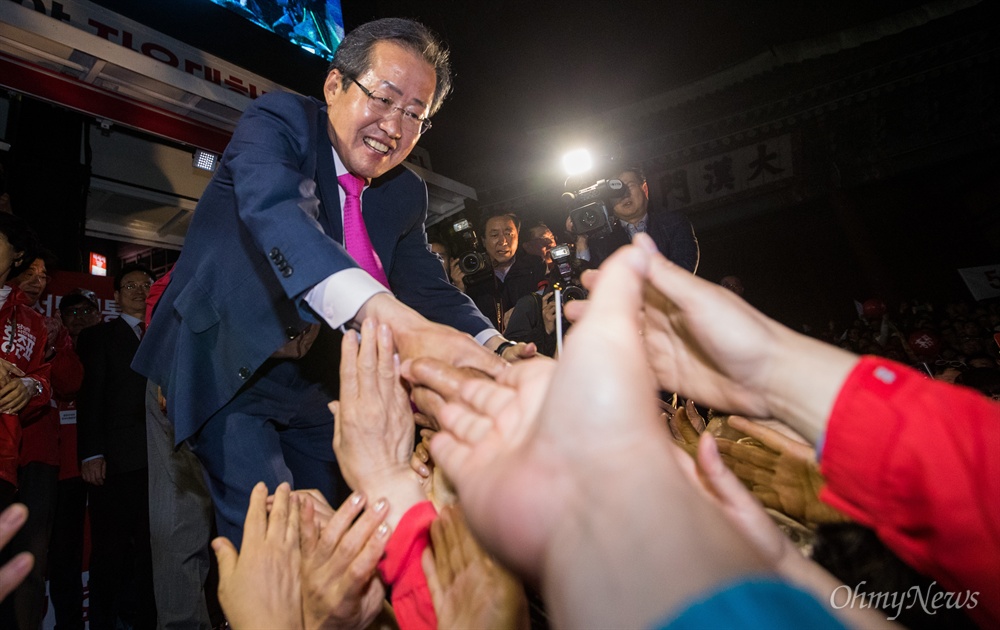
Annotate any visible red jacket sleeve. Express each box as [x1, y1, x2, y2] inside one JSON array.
[[19, 312, 51, 421], [145, 267, 172, 327], [819, 356, 1000, 628], [378, 501, 437, 630]]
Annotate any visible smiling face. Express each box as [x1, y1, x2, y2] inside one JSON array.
[[324, 40, 436, 181], [14, 258, 47, 306], [115, 270, 153, 319], [612, 169, 649, 225]]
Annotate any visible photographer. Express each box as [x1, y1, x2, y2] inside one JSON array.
[[505, 243, 585, 358], [455, 212, 544, 332], [572, 166, 699, 273], [505, 287, 558, 358], [520, 221, 557, 272]]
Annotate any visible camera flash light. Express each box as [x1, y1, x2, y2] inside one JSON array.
[[562, 149, 592, 176]]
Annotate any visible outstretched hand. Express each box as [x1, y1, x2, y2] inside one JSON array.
[[718, 416, 849, 525], [633, 235, 784, 417], [664, 399, 706, 456], [299, 493, 390, 630], [565, 234, 857, 442], [359, 293, 506, 378], [403, 244, 665, 580], [407, 244, 773, 629], [690, 433, 796, 565], [401, 353, 554, 578], [213, 482, 304, 630], [332, 318, 427, 529], [332, 320, 414, 493], [422, 504, 529, 630]]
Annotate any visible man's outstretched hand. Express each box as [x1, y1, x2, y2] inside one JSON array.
[[358, 294, 507, 378]]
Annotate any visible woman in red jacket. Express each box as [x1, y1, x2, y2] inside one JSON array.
[[0, 213, 50, 510]]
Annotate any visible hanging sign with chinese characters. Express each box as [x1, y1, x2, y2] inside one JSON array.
[[651, 134, 796, 211]]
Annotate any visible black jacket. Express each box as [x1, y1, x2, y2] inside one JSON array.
[[465, 255, 546, 331], [587, 208, 699, 273], [77, 317, 147, 475]]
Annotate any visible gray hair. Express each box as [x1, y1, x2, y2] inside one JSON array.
[[328, 18, 452, 116]]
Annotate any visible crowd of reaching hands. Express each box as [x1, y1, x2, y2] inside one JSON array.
[[2, 233, 996, 628]]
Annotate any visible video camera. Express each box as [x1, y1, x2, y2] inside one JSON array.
[[562, 177, 627, 239], [447, 218, 492, 284]]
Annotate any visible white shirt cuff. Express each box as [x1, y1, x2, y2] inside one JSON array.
[[305, 269, 391, 330], [576, 248, 591, 262], [476, 330, 501, 346]]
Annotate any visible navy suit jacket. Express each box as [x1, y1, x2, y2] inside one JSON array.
[[133, 92, 492, 443]]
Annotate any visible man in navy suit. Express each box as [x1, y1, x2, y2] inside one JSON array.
[[575, 166, 700, 273], [133, 18, 525, 545]]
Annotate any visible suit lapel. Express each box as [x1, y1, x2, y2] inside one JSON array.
[[365, 179, 399, 275], [314, 106, 343, 243]]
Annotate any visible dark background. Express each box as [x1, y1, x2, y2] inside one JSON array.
[[91, 0, 936, 189]]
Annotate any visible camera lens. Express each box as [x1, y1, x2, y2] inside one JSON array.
[[460, 252, 484, 275], [579, 209, 599, 229], [562, 286, 588, 302]]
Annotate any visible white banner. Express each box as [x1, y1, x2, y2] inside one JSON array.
[[653, 133, 795, 211]]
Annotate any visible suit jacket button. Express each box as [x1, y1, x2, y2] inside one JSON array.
[[238, 367, 251, 379], [269, 248, 280, 260], [282, 267, 293, 278], [285, 327, 299, 339]]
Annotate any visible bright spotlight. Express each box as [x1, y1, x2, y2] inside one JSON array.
[[562, 149, 592, 176]]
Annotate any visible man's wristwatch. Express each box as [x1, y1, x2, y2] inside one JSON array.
[[23, 377, 43, 398], [494, 340, 516, 356]]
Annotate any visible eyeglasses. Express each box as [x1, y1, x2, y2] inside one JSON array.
[[348, 76, 433, 135], [121, 281, 152, 292]]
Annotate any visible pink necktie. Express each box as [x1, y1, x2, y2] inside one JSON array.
[[338, 173, 390, 288]]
